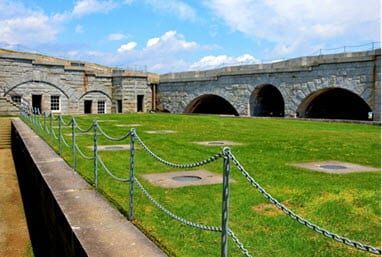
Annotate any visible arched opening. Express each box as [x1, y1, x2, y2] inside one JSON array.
[[5, 81, 69, 113], [80, 91, 112, 114], [297, 88, 372, 120], [185, 94, 239, 116], [250, 84, 284, 117]]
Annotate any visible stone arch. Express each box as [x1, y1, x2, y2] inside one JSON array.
[[184, 94, 239, 116], [79, 90, 112, 114], [3, 73, 77, 101], [250, 84, 284, 117], [79, 90, 112, 101], [297, 87, 372, 120], [4, 80, 70, 98]]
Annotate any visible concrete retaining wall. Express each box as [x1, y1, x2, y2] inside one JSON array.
[[11, 118, 166, 257]]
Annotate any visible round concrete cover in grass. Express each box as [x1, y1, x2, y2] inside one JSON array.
[[141, 170, 233, 188], [97, 120, 118, 122], [87, 144, 131, 151], [319, 164, 347, 170], [172, 175, 202, 182], [289, 161, 380, 174], [144, 130, 176, 134], [65, 132, 93, 136], [115, 124, 141, 127], [195, 140, 243, 146]]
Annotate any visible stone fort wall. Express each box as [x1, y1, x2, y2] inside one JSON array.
[[0, 49, 380, 121], [0, 49, 155, 115], [158, 49, 381, 121]]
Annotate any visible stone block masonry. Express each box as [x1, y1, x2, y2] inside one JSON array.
[[0, 49, 154, 115], [158, 49, 381, 121], [0, 48, 380, 121]]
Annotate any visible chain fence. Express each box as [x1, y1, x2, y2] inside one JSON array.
[[19, 109, 381, 257]]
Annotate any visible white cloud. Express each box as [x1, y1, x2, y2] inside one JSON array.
[[145, 30, 198, 51], [75, 25, 84, 33], [108, 33, 127, 41], [205, 0, 380, 56], [146, 37, 160, 47], [75, 30, 204, 72], [72, 0, 118, 17], [0, 1, 60, 46], [117, 41, 137, 52], [144, 0, 196, 21], [190, 53, 259, 70]]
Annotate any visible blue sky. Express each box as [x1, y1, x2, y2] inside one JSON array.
[[0, 0, 380, 73]]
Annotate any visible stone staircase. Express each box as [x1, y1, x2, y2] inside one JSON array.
[[0, 119, 11, 149], [0, 97, 19, 116]]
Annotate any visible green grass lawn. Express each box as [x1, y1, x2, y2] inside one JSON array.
[[27, 113, 380, 257]]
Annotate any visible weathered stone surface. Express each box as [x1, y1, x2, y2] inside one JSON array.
[[0, 50, 153, 115], [158, 50, 381, 120], [1, 48, 380, 120]]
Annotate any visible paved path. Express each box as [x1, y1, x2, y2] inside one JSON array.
[[0, 118, 32, 257]]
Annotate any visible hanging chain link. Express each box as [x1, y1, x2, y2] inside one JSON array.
[[228, 151, 381, 255], [60, 134, 71, 148], [135, 133, 223, 168], [135, 177, 222, 232], [96, 123, 131, 141], [97, 156, 130, 182], [23, 114, 381, 256], [228, 230, 253, 257], [51, 127, 59, 140], [75, 121, 93, 133], [75, 143, 94, 160], [59, 115, 72, 127]]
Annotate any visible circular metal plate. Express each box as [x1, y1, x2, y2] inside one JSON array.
[[207, 141, 225, 145], [319, 164, 347, 170], [172, 175, 202, 182], [104, 146, 126, 150]]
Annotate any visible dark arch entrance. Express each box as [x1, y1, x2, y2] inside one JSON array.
[[185, 94, 239, 116], [250, 84, 284, 117], [297, 88, 372, 120]]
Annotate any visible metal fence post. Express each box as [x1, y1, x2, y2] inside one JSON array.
[[50, 113, 53, 139], [72, 117, 77, 171], [43, 112, 47, 132], [128, 128, 136, 221], [93, 120, 99, 189], [221, 147, 231, 257], [58, 115, 62, 156], [32, 109, 35, 125]]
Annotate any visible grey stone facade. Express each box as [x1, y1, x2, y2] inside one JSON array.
[[159, 50, 381, 121], [0, 49, 380, 121], [0, 50, 154, 115]]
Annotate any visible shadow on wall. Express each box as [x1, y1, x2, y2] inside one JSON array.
[[250, 84, 285, 117], [184, 94, 239, 116], [297, 88, 372, 120]]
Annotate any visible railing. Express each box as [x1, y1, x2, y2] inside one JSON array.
[[194, 41, 381, 70], [19, 108, 381, 257]]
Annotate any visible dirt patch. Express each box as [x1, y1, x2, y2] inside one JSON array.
[[252, 201, 290, 217], [0, 149, 32, 257]]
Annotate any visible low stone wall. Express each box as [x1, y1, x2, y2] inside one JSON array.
[[11, 118, 166, 257]]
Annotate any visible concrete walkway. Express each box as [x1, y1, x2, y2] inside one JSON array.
[[0, 118, 32, 257]]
